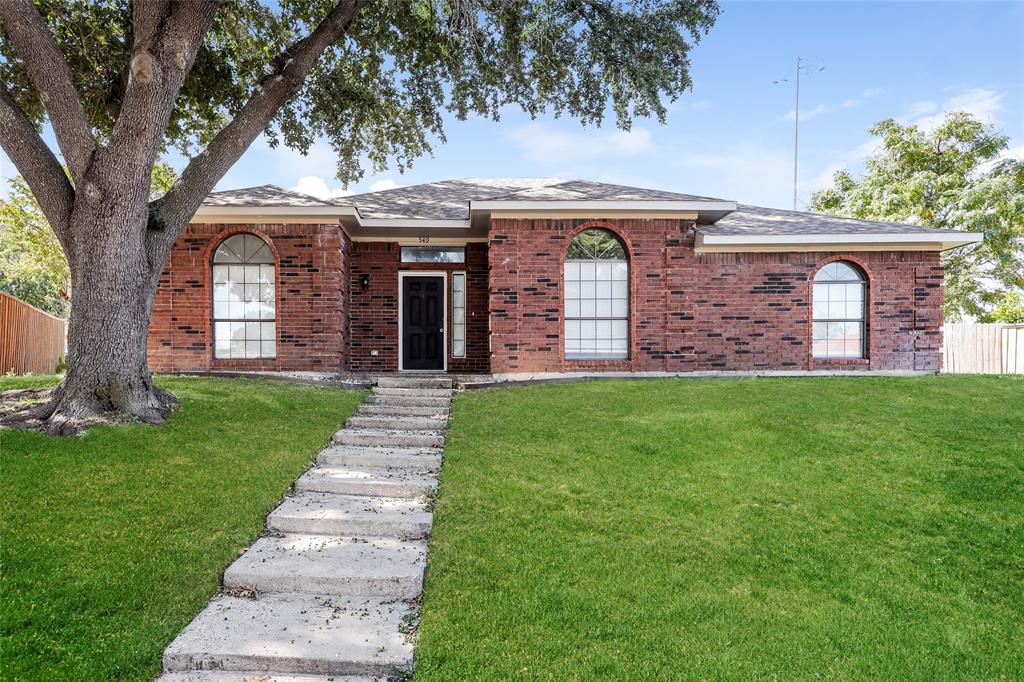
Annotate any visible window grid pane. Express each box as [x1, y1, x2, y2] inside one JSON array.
[[564, 230, 629, 358], [213, 247, 276, 358], [812, 266, 866, 358], [452, 273, 466, 358]]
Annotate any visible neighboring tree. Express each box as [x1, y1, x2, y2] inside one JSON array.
[[0, 175, 69, 316], [0, 162, 176, 318], [978, 290, 1024, 324], [0, 0, 719, 433], [810, 112, 1024, 321]]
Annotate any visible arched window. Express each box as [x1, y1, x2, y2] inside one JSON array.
[[812, 261, 867, 358], [564, 229, 629, 359], [212, 233, 276, 359]]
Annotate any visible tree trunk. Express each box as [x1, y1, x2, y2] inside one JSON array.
[[30, 173, 178, 435]]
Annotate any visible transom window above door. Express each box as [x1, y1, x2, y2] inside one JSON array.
[[564, 229, 629, 359], [400, 246, 465, 263], [212, 233, 276, 359]]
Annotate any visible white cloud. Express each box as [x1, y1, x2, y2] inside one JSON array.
[[506, 124, 655, 165], [1002, 144, 1024, 161], [689, 99, 714, 111], [290, 175, 353, 200], [907, 100, 938, 116], [912, 87, 1005, 130], [369, 179, 403, 192], [672, 143, 793, 207], [783, 103, 830, 122], [805, 138, 884, 196], [782, 87, 883, 123]]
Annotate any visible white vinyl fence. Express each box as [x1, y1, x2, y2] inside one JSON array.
[[942, 323, 1024, 374]]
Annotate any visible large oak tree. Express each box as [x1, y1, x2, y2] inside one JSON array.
[[0, 0, 719, 433]]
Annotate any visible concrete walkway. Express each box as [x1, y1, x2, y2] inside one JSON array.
[[158, 377, 453, 681]]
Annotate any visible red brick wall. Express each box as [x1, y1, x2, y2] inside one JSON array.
[[349, 242, 490, 373], [488, 217, 943, 374], [148, 223, 346, 373]]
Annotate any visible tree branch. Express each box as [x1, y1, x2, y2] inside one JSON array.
[[0, 0, 96, 182], [108, 1, 218, 168], [0, 83, 75, 249], [152, 0, 368, 254]]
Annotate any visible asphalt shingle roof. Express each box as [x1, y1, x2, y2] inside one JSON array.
[[701, 204, 968, 236], [484, 180, 726, 203], [202, 179, 969, 238], [204, 184, 329, 207], [337, 178, 565, 219]]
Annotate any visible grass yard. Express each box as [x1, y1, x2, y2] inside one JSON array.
[[0, 376, 361, 680], [417, 376, 1024, 681]]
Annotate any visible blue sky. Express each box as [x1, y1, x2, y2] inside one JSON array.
[[2, 1, 1022, 210]]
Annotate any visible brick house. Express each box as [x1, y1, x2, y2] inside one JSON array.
[[148, 178, 981, 376]]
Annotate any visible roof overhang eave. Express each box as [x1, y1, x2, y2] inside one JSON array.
[[192, 205, 357, 223], [694, 230, 984, 252]]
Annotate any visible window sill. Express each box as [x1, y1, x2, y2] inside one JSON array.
[[812, 357, 870, 365], [565, 355, 629, 361]]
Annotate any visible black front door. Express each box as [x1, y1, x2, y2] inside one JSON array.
[[402, 276, 444, 370]]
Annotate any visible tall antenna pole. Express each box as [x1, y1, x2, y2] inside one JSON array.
[[793, 56, 800, 211], [773, 57, 823, 211]]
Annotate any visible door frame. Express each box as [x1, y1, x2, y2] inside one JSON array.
[[397, 271, 448, 373]]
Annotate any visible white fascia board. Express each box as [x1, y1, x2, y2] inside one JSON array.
[[699, 231, 983, 249], [194, 205, 357, 218], [471, 199, 738, 212], [193, 205, 475, 229], [357, 218, 470, 228]]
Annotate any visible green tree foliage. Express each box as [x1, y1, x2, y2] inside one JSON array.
[[0, 162, 177, 318], [978, 290, 1024, 324], [810, 112, 1024, 320], [1, 0, 720, 186]]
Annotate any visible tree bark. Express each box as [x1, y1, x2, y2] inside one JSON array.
[[1, 0, 367, 434], [27, 171, 179, 435]]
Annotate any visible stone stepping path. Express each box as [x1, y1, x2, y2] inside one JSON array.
[[159, 376, 453, 681]]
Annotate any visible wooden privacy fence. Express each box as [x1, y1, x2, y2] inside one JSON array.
[[942, 323, 1024, 375], [0, 291, 66, 375]]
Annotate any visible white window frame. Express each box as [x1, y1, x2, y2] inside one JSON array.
[[211, 234, 276, 360], [397, 271, 448, 373], [812, 261, 868, 359], [564, 232, 630, 360], [452, 271, 467, 358]]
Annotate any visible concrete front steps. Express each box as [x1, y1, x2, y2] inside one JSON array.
[[159, 674, 382, 682], [318, 444, 442, 470], [159, 376, 453, 681], [223, 533, 427, 598], [296, 465, 436, 498], [162, 593, 414, 677], [358, 402, 449, 417], [333, 428, 444, 448]]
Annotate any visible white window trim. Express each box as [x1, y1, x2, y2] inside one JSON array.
[[811, 264, 868, 360], [397, 271, 448, 373], [212, 235, 276, 360], [452, 271, 467, 359], [564, 257, 630, 361]]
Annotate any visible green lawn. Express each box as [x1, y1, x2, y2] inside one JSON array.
[[0, 376, 362, 680], [417, 376, 1024, 681]]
